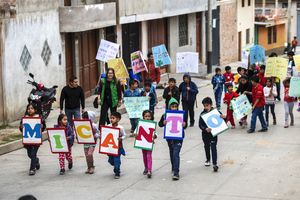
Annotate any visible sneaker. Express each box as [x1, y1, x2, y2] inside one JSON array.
[[36, 161, 40, 170], [29, 170, 36, 176], [273, 120, 277, 125], [115, 173, 120, 179], [204, 161, 211, 167], [290, 122, 294, 126], [258, 128, 268, 132], [189, 123, 194, 127], [172, 174, 180, 181], [68, 162, 73, 170], [247, 129, 255, 134], [89, 167, 95, 174], [143, 169, 148, 175], [85, 168, 90, 174], [284, 125, 289, 128], [147, 171, 152, 178], [213, 165, 219, 172], [60, 169, 65, 175], [231, 126, 236, 129]]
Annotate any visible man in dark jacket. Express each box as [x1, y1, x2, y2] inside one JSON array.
[[179, 74, 199, 127], [60, 76, 85, 126]]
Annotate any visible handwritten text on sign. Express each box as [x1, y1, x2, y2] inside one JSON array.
[[152, 44, 172, 68], [99, 126, 120, 156], [22, 117, 42, 145], [96, 39, 119, 62], [124, 97, 149, 118], [231, 94, 252, 120]]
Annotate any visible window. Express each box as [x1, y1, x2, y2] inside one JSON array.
[[268, 27, 272, 44], [246, 28, 250, 44], [248, 0, 251, 6], [273, 26, 277, 43], [179, 15, 188, 47], [242, 0, 245, 7], [268, 26, 277, 44]]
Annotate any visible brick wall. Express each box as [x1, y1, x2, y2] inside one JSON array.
[[219, 2, 239, 66]]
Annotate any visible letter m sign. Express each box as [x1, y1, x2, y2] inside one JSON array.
[[22, 117, 42, 145]]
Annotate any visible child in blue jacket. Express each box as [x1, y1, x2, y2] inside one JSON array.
[[211, 68, 225, 110]]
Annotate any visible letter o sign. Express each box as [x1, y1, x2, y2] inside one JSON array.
[[206, 114, 223, 128]]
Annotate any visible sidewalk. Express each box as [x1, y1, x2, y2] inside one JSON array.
[[0, 75, 211, 155]]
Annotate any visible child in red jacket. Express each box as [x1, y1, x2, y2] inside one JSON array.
[[223, 66, 234, 92], [223, 83, 239, 128]]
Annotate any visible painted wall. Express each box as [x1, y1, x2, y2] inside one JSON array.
[[168, 13, 197, 73], [258, 24, 285, 51], [237, 0, 255, 48], [219, 2, 238, 65], [2, 9, 64, 122]]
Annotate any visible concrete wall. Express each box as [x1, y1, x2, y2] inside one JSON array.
[[237, 0, 255, 48], [219, 1, 239, 65], [16, 0, 59, 13], [2, 8, 64, 122], [168, 13, 197, 73]]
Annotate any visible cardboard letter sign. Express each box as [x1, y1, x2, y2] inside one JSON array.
[[164, 110, 184, 140], [201, 109, 228, 137], [22, 117, 42, 145], [99, 126, 120, 156], [73, 120, 95, 144], [134, 119, 156, 150], [47, 128, 69, 153]]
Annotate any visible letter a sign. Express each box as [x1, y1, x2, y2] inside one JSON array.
[[164, 110, 184, 140], [73, 120, 96, 144], [47, 128, 69, 153], [134, 119, 157, 150], [99, 126, 120, 156], [22, 117, 42, 145]]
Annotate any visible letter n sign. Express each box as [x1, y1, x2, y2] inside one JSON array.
[[164, 110, 185, 140], [22, 117, 42, 145], [47, 128, 69, 153], [99, 126, 120, 156], [134, 119, 156, 150]]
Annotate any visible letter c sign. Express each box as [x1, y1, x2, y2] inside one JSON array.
[[206, 114, 223, 128]]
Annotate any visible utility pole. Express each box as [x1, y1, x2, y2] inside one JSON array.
[[287, 0, 292, 51], [207, 0, 212, 74]]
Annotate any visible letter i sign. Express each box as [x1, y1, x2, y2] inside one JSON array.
[[99, 126, 120, 156]]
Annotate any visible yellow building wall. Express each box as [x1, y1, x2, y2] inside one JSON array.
[[258, 24, 285, 51]]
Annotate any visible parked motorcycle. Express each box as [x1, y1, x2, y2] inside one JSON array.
[[26, 73, 58, 121]]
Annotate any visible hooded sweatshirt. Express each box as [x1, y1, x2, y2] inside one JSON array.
[[158, 98, 185, 138], [179, 74, 198, 102]]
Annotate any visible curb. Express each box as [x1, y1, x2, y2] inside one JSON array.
[[0, 83, 207, 156]]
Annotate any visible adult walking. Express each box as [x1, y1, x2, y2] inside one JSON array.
[[60, 76, 85, 126], [179, 73, 198, 127], [142, 52, 161, 88], [97, 68, 122, 126]]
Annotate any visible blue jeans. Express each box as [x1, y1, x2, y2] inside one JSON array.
[[65, 108, 81, 127], [130, 118, 139, 133], [108, 147, 125, 175], [167, 140, 183, 175], [214, 88, 222, 109], [250, 107, 267, 131]]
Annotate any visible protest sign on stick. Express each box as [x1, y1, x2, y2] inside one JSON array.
[[176, 52, 199, 73], [96, 39, 119, 62], [124, 97, 149, 118], [152, 44, 172, 68]]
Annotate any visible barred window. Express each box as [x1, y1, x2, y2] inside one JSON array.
[[179, 15, 188, 47], [246, 28, 250, 44]]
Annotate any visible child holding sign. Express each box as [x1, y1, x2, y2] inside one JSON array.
[[19, 103, 45, 176], [159, 98, 186, 180], [106, 112, 126, 179], [199, 97, 226, 172], [135, 110, 157, 178], [54, 114, 74, 175], [263, 78, 277, 126], [223, 83, 239, 129], [283, 78, 296, 128], [82, 111, 100, 174]]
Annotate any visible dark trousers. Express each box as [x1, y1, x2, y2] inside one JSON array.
[[65, 108, 81, 127], [214, 88, 222, 109], [265, 104, 276, 124], [250, 107, 268, 131], [25, 146, 39, 170], [99, 102, 117, 126], [167, 140, 182, 175], [202, 133, 218, 165], [129, 118, 139, 133], [182, 100, 195, 125], [108, 155, 121, 175], [275, 82, 281, 101]]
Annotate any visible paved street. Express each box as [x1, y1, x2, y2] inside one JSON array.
[[1, 82, 300, 200]]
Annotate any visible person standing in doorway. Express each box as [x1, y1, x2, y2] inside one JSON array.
[[179, 73, 199, 127], [291, 36, 298, 53], [60, 76, 85, 127], [97, 68, 122, 127], [142, 52, 161, 88]]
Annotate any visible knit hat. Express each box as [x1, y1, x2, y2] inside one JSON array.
[[168, 97, 179, 109]]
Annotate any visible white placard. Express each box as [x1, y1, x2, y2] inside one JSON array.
[[176, 52, 199, 73], [47, 128, 69, 153], [73, 120, 95, 144], [201, 109, 228, 137], [100, 126, 120, 156], [22, 117, 42, 145], [96, 39, 119, 62]]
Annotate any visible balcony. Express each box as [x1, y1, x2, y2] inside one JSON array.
[[119, 0, 216, 24], [255, 8, 287, 23], [59, 2, 116, 32]]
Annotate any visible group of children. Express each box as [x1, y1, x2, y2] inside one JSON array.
[[211, 64, 299, 133]]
